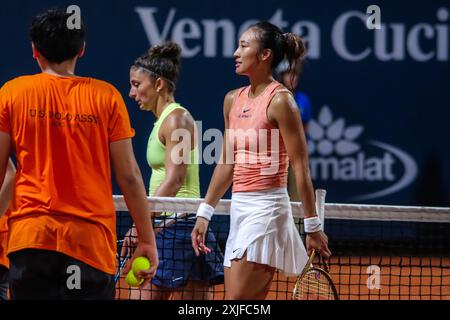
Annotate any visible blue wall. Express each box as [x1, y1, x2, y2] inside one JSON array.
[[1, 0, 449, 205]]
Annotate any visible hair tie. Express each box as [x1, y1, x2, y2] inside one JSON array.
[[134, 64, 176, 90]]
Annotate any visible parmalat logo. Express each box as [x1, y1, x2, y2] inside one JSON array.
[[308, 106, 418, 201]]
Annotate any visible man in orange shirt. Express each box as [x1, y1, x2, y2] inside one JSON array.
[[0, 8, 158, 299]]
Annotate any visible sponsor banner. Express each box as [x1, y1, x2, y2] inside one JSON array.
[[0, 0, 448, 205], [308, 106, 418, 202]]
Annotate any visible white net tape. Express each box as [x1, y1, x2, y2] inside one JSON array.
[[113, 195, 450, 223]]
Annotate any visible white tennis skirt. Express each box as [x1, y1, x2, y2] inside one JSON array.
[[223, 187, 308, 277]]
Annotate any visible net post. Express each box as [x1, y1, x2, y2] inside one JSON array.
[[315, 189, 327, 231]]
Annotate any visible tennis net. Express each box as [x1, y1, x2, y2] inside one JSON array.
[[114, 195, 450, 300]]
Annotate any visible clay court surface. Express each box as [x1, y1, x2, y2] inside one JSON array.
[[116, 256, 450, 300]]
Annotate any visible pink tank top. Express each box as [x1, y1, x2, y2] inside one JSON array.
[[228, 81, 290, 193]]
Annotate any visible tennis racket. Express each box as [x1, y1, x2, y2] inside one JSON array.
[[114, 212, 188, 284], [292, 189, 339, 300], [115, 256, 129, 283], [292, 249, 339, 300]]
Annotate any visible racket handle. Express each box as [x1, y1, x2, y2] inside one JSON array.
[[114, 256, 128, 283]]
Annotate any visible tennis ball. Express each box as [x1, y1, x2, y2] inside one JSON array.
[[132, 257, 151, 276], [125, 270, 143, 287]]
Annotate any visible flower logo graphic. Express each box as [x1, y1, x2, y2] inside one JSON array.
[[307, 105, 418, 201], [308, 105, 363, 156]]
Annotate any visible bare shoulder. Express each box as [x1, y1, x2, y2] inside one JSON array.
[[271, 91, 295, 109], [224, 89, 238, 115], [164, 108, 195, 131], [268, 91, 299, 122], [224, 89, 238, 104]]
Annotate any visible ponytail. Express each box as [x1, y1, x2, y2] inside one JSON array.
[[283, 32, 306, 76]]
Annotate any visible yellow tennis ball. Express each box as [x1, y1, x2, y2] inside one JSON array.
[[132, 257, 151, 276], [125, 270, 143, 287]]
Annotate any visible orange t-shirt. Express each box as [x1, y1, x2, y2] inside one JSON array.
[[0, 73, 135, 275], [228, 81, 290, 193]]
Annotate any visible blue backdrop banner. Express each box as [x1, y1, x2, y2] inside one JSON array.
[[1, 0, 449, 205]]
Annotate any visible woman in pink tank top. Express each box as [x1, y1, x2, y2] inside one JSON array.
[[192, 21, 331, 300]]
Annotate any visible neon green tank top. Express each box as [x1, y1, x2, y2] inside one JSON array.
[[147, 102, 200, 199]]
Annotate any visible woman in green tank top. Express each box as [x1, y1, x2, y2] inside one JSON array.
[[123, 42, 223, 300]]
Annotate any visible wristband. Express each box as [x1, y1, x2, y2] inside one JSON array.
[[196, 203, 215, 221], [304, 216, 322, 233]]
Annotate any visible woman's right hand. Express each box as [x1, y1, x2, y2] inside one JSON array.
[[191, 217, 212, 256], [306, 231, 332, 262]]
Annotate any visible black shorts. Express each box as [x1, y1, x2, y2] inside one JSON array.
[[8, 249, 115, 300], [0, 265, 8, 300]]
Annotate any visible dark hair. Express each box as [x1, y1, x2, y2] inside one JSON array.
[[250, 21, 306, 76], [133, 42, 182, 92], [30, 8, 86, 63]]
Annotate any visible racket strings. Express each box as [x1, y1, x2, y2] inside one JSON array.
[[294, 270, 335, 300]]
